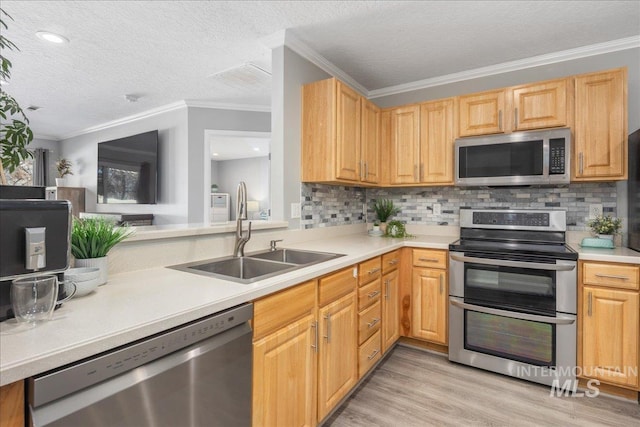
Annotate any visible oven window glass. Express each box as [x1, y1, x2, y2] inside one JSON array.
[[465, 263, 555, 315], [465, 310, 555, 366], [459, 140, 544, 178]]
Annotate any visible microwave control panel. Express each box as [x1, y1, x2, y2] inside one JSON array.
[[549, 138, 566, 175]]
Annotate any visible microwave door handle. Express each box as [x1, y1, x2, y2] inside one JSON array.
[[450, 254, 575, 271], [450, 300, 576, 325]]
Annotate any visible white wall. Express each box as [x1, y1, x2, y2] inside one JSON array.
[[31, 137, 61, 186]]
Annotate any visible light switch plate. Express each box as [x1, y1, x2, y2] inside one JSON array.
[[433, 203, 442, 216], [290, 202, 301, 219], [589, 204, 603, 219]]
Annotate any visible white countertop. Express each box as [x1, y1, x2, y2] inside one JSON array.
[[568, 244, 640, 264], [1, 232, 638, 386]]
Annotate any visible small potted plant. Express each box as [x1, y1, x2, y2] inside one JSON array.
[[373, 199, 400, 233], [71, 217, 133, 285], [55, 158, 73, 186], [385, 220, 413, 238], [587, 214, 622, 240]]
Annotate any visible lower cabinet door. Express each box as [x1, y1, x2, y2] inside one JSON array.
[[582, 286, 639, 388], [382, 269, 400, 353], [253, 313, 318, 427], [317, 292, 357, 421], [411, 268, 448, 344]]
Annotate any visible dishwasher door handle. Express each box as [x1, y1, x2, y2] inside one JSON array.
[[30, 322, 252, 427]]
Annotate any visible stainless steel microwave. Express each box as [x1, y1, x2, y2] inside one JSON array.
[[455, 128, 571, 186]]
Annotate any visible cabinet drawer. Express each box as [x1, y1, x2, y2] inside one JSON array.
[[412, 249, 447, 269], [382, 250, 400, 274], [358, 331, 382, 378], [359, 257, 382, 285], [583, 263, 639, 290], [253, 280, 316, 340], [319, 267, 357, 307], [358, 279, 381, 311], [358, 301, 381, 345]]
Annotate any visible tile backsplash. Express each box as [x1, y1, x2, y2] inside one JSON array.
[[301, 182, 617, 231]]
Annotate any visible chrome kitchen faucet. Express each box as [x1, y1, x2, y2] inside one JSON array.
[[233, 181, 252, 257]]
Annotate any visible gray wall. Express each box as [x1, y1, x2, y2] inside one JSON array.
[[271, 46, 330, 228], [60, 107, 190, 224], [187, 107, 270, 223], [216, 156, 270, 219]]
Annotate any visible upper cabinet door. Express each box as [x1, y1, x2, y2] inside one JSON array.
[[511, 79, 569, 131], [574, 68, 627, 181], [458, 89, 506, 137], [419, 98, 455, 184], [390, 105, 421, 184], [336, 82, 362, 181], [361, 99, 380, 184]]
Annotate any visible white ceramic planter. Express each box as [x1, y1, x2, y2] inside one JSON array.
[[74, 256, 108, 285], [55, 177, 67, 186]]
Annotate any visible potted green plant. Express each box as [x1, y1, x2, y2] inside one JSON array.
[[0, 9, 34, 185], [71, 217, 133, 285], [373, 199, 400, 233], [55, 158, 73, 186], [587, 215, 622, 240], [385, 220, 413, 238]]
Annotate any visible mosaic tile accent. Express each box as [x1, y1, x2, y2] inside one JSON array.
[[301, 182, 618, 231], [366, 183, 617, 231], [300, 183, 366, 229]]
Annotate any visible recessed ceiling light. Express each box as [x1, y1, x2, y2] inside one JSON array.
[[253, 147, 260, 151], [36, 31, 69, 44], [212, 153, 219, 157]]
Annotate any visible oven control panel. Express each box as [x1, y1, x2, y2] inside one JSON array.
[[473, 211, 550, 227]]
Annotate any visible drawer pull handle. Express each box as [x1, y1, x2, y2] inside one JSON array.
[[385, 279, 390, 300], [367, 290, 380, 299], [388, 259, 398, 265], [368, 268, 381, 275], [324, 314, 332, 343], [419, 258, 439, 263], [311, 321, 318, 353], [367, 349, 380, 360], [594, 273, 630, 280], [588, 292, 592, 317], [367, 318, 380, 328]]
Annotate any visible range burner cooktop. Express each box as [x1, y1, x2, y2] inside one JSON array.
[[449, 209, 578, 261]]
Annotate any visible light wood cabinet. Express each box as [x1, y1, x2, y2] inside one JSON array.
[[317, 291, 357, 420], [253, 313, 318, 427], [419, 99, 455, 184], [389, 105, 421, 184], [574, 68, 628, 181], [388, 100, 454, 185], [301, 77, 380, 185], [411, 267, 448, 344], [458, 89, 506, 137], [361, 99, 380, 184], [381, 268, 400, 354], [0, 381, 24, 427], [252, 281, 317, 426], [511, 78, 570, 131], [579, 261, 639, 391]]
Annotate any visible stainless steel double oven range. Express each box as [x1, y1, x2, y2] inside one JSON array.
[[448, 209, 578, 386]]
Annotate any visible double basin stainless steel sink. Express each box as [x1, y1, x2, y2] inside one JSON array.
[[170, 248, 345, 284]]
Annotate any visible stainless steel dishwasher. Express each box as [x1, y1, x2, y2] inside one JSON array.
[[29, 303, 253, 427]]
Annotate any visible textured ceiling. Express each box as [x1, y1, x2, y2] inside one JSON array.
[[1, 1, 639, 139]]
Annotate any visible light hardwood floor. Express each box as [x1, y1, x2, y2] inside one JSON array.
[[326, 345, 640, 427]]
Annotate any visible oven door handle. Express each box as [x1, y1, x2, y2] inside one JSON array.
[[450, 299, 576, 325], [450, 254, 575, 271]]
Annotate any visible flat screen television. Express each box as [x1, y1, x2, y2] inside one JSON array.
[[97, 130, 158, 204]]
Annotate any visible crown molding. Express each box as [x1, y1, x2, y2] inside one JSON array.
[[369, 36, 640, 99], [32, 133, 60, 142], [60, 101, 188, 140], [184, 100, 270, 112], [262, 29, 368, 95]]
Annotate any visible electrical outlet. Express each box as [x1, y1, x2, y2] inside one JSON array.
[[290, 202, 301, 219], [433, 203, 442, 216], [362, 203, 367, 216], [589, 204, 603, 219]]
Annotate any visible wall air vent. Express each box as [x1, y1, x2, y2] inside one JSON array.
[[26, 105, 41, 111]]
